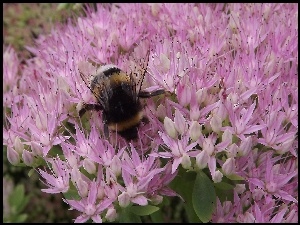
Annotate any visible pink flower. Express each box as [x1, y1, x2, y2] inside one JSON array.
[[225, 102, 266, 140], [38, 157, 70, 194], [248, 153, 298, 203], [212, 198, 236, 223], [146, 162, 179, 199], [64, 180, 113, 223], [258, 110, 297, 152], [3, 46, 22, 107], [119, 144, 167, 206], [157, 132, 197, 174]]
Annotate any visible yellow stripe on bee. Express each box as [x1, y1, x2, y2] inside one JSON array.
[[109, 72, 131, 86], [94, 71, 132, 95], [108, 111, 143, 132]]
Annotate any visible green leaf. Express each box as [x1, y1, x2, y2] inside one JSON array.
[[214, 181, 234, 191], [48, 145, 63, 157], [57, 3, 70, 11], [185, 195, 202, 223], [119, 207, 142, 223], [13, 162, 27, 167], [15, 195, 30, 214], [129, 205, 159, 216], [28, 168, 35, 177], [192, 171, 216, 223], [72, 3, 82, 10], [150, 209, 164, 222], [14, 213, 28, 223], [63, 184, 81, 200], [9, 184, 25, 210], [214, 181, 234, 203], [169, 170, 201, 222], [225, 173, 245, 181]]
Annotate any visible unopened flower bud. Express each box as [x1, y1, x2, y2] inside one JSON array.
[[203, 138, 214, 155], [190, 104, 200, 121], [111, 155, 122, 177], [83, 158, 96, 174], [156, 104, 166, 119], [196, 88, 207, 104], [22, 150, 34, 166], [67, 153, 78, 168], [31, 141, 43, 156], [238, 136, 252, 156], [252, 188, 264, 201], [227, 144, 238, 157], [97, 185, 105, 200], [234, 184, 246, 194], [210, 114, 222, 132], [189, 121, 202, 142], [244, 212, 255, 223], [222, 158, 235, 176], [106, 181, 119, 200], [151, 195, 163, 205], [71, 168, 81, 185], [14, 137, 24, 154], [181, 154, 191, 170], [276, 137, 294, 155], [215, 101, 227, 120], [105, 207, 118, 222], [223, 201, 232, 214], [228, 92, 238, 104], [150, 3, 160, 17], [212, 170, 223, 183], [40, 132, 51, 147], [164, 117, 177, 139], [195, 150, 209, 169], [174, 109, 186, 135], [77, 178, 89, 197], [266, 181, 277, 193], [76, 101, 84, 113], [36, 114, 46, 130], [177, 84, 192, 107], [222, 129, 232, 144], [118, 192, 131, 208], [159, 53, 170, 73], [7, 146, 20, 165], [236, 214, 245, 223]]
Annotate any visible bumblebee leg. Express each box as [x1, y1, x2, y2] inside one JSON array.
[[104, 123, 109, 138], [79, 104, 103, 117], [138, 89, 165, 98], [141, 116, 149, 124]]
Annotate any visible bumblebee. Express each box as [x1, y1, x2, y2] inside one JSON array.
[[79, 63, 165, 141]]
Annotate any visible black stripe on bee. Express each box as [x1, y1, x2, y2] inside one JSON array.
[[103, 67, 121, 77]]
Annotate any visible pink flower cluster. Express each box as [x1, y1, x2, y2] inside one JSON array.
[[3, 3, 298, 223]]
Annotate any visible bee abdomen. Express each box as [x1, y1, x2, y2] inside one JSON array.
[[117, 126, 139, 140], [107, 110, 143, 132]]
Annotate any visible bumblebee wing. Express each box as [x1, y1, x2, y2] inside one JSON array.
[[129, 71, 138, 101], [78, 61, 105, 106], [135, 49, 151, 101], [133, 49, 165, 99], [78, 61, 96, 84], [137, 49, 150, 84], [138, 86, 165, 98]]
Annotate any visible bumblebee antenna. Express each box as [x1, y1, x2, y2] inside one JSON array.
[[79, 70, 106, 108], [137, 49, 150, 101], [79, 71, 96, 97]]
